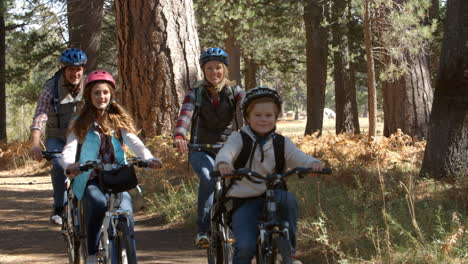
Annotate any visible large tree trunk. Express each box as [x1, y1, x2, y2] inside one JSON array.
[[382, 53, 433, 139], [67, 0, 105, 72], [420, 0, 468, 179], [224, 27, 242, 86], [244, 55, 257, 91], [114, 0, 201, 138], [0, 1, 6, 143], [364, 0, 377, 138], [304, 0, 329, 136], [332, 0, 359, 134]]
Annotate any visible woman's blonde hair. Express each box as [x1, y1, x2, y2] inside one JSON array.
[[70, 81, 137, 143]]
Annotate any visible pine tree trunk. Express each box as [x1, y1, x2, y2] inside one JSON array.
[[114, 0, 201, 138], [244, 56, 257, 91], [382, 53, 433, 139], [364, 0, 377, 138], [225, 27, 242, 86], [67, 0, 105, 72], [421, 0, 468, 179], [332, 0, 359, 134], [304, 0, 329, 136], [0, 2, 6, 143]]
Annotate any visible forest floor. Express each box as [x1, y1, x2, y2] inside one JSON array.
[[0, 165, 206, 264]]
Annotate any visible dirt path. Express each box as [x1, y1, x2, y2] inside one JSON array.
[[0, 165, 206, 264]]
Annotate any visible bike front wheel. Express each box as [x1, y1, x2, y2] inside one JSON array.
[[271, 236, 292, 264], [111, 219, 137, 264]]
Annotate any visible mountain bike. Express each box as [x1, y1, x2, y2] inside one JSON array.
[[71, 158, 152, 264], [226, 167, 332, 264], [42, 150, 83, 264], [207, 170, 235, 264]]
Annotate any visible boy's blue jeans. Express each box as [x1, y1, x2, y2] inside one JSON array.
[[45, 137, 67, 210], [231, 190, 298, 264], [189, 150, 216, 234], [82, 180, 134, 255]]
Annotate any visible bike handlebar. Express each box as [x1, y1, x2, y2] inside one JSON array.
[[65, 158, 153, 175], [211, 167, 332, 182], [188, 143, 223, 151], [41, 151, 61, 161]]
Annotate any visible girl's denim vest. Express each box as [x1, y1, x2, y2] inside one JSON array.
[[72, 129, 126, 200]]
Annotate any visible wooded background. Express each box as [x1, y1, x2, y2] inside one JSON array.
[[0, 0, 466, 179]]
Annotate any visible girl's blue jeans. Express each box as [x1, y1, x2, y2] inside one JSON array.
[[231, 190, 298, 264], [82, 180, 134, 255], [189, 150, 216, 234]]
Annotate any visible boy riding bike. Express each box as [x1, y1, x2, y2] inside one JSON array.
[[61, 71, 162, 264], [216, 87, 324, 264]]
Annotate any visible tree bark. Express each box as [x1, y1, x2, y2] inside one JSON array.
[[304, 0, 329, 136], [420, 0, 468, 179], [364, 0, 377, 138], [114, 0, 202, 138], [244, 55, 257, 91], [0, 1, 6, 142], [332, 0, 359, 134], [224, 27, 242, 87], [67, 0, 105, 73], [382, 53, 433, 139]]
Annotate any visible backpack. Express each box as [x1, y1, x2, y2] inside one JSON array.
[[50, 70, 62, 113], [233, 130, 285, 174]]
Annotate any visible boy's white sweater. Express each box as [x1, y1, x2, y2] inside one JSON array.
[[215, 126, 320, 198]]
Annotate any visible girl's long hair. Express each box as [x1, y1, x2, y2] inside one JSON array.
[[70, 81, 137, 143]]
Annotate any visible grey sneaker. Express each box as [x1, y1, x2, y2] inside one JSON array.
[[50, 207, 63, 225], [195, 233, 209, 249]]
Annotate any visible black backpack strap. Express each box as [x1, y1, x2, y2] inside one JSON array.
[[192, 87, 203, 144], [273, 133, 285, 174], [234, 130, 252, 169], [51, 70, 61, 113], [75, 143, 82, 163]]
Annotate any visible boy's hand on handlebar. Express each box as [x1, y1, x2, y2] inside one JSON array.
[[218, 162, 233, 176], [65, 162, 81, 178], [174, 138, 188, 154], [149, 158, 163, 169], [309, 161, 324, 176]]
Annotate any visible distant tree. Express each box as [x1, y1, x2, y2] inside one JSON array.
[[304, 0, 329, 135], [331, 0, 360, 134], [363, 0, 378, 138], [114, 0, 201, 137], [377, 0, 434, 139], [67, 0, 105, 72], [0, 0, 6, 142], [420, 0, 467, 179]]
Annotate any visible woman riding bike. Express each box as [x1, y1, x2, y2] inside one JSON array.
[[173, 47, 245, 247], [61, 71, 162, 264]]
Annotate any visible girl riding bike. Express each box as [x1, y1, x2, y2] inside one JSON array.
[[61, 71, 162, 264], [216, 87, 324, 264]]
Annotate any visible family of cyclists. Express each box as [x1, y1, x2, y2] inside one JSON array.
[[30, 47, 324, 264]]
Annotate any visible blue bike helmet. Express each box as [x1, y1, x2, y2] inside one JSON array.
[[242, 86, 282, 119], [199, 48, 228, 67], [60, 48, 87, 66]]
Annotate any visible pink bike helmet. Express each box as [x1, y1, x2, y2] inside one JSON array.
[[85, 70, 116, 89]]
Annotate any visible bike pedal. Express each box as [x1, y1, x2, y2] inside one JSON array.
[[196, 242, 209, 249], [227, 238, 236, 243]]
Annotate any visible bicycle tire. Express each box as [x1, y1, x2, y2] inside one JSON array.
[[207, 232, 222, 264], [271, 236, 292, 264], [113, 219, 137, 264], [62, 203, 80, 264]]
